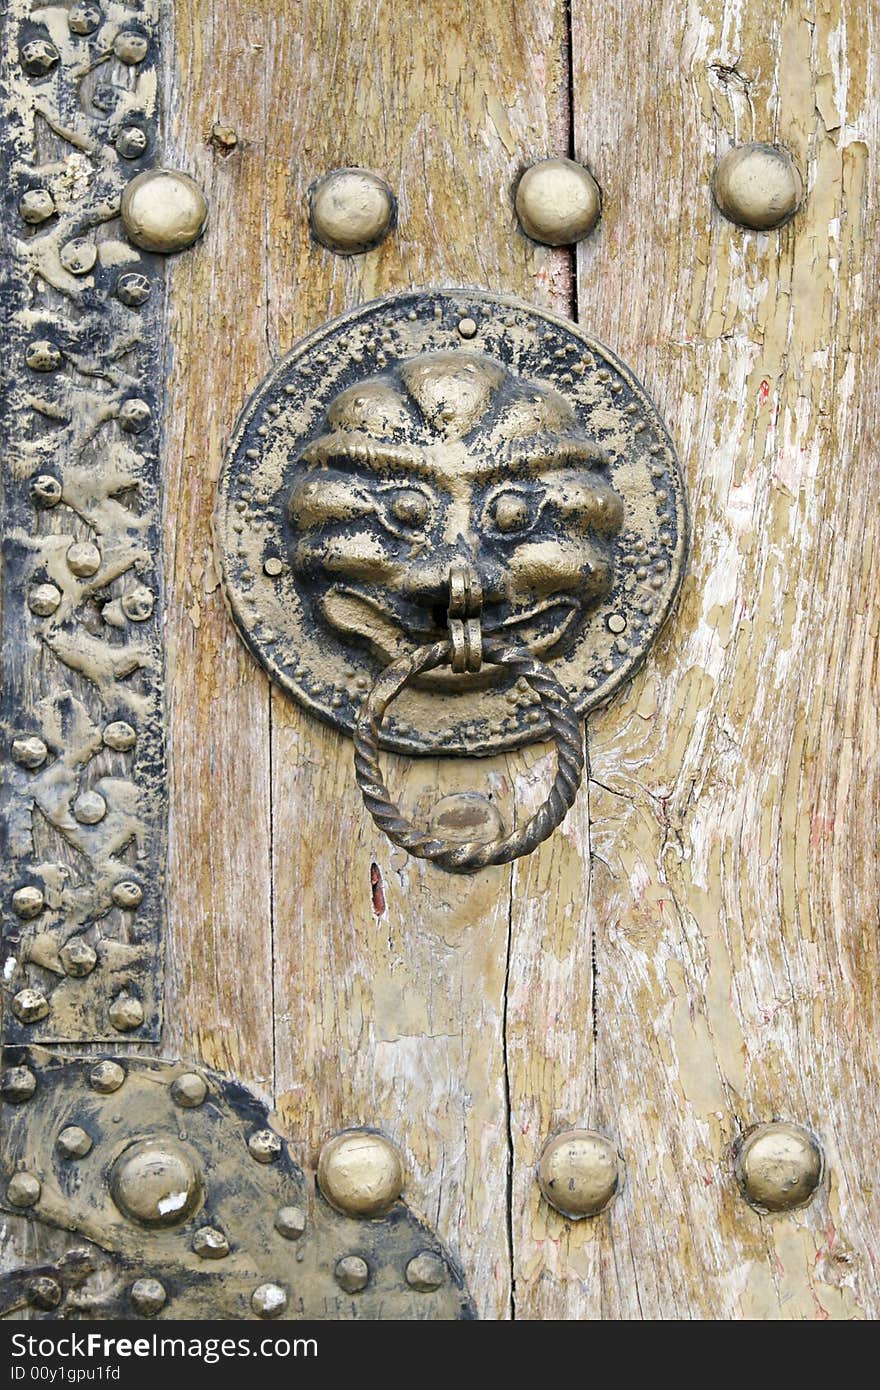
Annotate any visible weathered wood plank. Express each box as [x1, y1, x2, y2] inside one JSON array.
[[510, 0, 880, 1320]]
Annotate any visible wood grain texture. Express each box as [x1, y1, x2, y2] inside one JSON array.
[[166, 0, 570, 1320], [508, 0, 878, 1320]]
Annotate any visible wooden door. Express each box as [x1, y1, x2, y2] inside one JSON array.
[[2, 0, 878, 1322]]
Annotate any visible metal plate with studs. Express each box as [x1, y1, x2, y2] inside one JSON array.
[[217, 289, 688, 755], [0, 1049, 474, 1321], [0, 3, 204, 1041]]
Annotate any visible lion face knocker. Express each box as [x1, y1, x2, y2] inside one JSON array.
[[288, 350, 626, 691], [217, 290, 687, 759]]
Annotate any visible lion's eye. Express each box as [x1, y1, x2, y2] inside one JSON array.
[[388, 488, 429, 527], [492, 492, 531, 534]]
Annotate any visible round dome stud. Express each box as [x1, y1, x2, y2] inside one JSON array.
[[317, 1130, 404, 1217]]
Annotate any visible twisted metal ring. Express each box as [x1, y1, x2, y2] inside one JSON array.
[[354, 636, 585, 872]]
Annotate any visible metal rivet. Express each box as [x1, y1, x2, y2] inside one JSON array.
[[457, 317, 478, 339], [121, 586, 154, 621], [515, 157, 601, 246], [428, 792, 504, 846], [7, 1173, 41, 1207], [116, 126, 149, 160], [118, 399, 152, 434], [28, 583, 62, 616], [116, 272, 151, 308], [68, 3, 102, 35], [111, 880, 143, 909], [309, 168, 395, 255], [130, 1277, 166, 1318], [192, 1226, 230, 1259], [31, 474, 62, 508], [334, 1255, 369, 1293], [26, 340, 62, 372], [121, 169, 208, 254], [20, 40, 60, 77], [109, 992, 144, 1032], [66, 541, 101, 577], [712, 143, 803, 230], [317, 1130, 404, 1217], [537, 1129, 622, 1218], [210, 122, 239, 154], [248, 1129, 282, 1164], [12, 885, 45, 919], [263, 557, 284, 577], [251, 1283, 288, 1318], [405, 1251, 447, 1291], [113, 31, 149, 65], [19, 188, 55, 224], [110, 1140, 202, 1227], [274, 1205, 306, 1240], [170, 1072, 207, 1108], [90, 1060, 125, 1093], [59, 238, 97, 276], [59, 938, 97, 977], [12, 737, 48, 770], [735, 1122, 823, 1212], [103, 721, 137, 751], [73, 790, 107, 825], [1, 1066, 37, 1103], [607, 613, 627, 634], [57, 1125, 93, 1159], [27, 1276, 62, 1311], [7, 987, 47, 1028]]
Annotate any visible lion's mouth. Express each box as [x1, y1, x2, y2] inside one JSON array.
[[318, 585, 580, 672]]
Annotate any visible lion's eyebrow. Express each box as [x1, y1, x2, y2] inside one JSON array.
[[506, 438, 613, 472], [301, 433, 425, 473]]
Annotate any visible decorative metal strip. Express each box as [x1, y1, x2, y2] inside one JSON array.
[[1, 2, 167, 1041], [0, 1049, 476, 1320]]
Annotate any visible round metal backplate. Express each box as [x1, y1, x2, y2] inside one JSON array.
[[216, 289, 688, 755]]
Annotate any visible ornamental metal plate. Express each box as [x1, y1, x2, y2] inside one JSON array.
[[216, 289, 688, 756]]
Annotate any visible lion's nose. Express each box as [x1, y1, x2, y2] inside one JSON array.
[[400, 544, 507, 625]]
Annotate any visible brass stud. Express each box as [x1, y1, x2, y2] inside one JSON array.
[[121, 586, 154, 621], [116, 126, 149, 160], [57, 1125, 93, 1159], [735, 1122, 823, 1212], [171, 1072, 207, 1108], [309, 168, 395, 255], [192, 1226, 230, 1259], [103, 721, 137, 751], [90, 1060, 125, 1093], [26, 340, 62, 372], [59, 238, 97, 276], [405, 1251, 447, 1291], [263, 557, 284, 577], [334, 1255, 369, 1293], [118, 399, 152, 434], [274, 1205, 307, 1240], [66, 540, 101, 577], [317, 1130, 404, 1217], [121, 169, 208, 254], [457, 317, 478, 340], [7, 1173, 41, 1207], [116, 273, 152, 308], [12, 988, 50, 1024], [113, 31, 149, 65], [111, 880, 143, 909], [68, 4, 102, 36], [109, 992, 144, 1032], [251, 1283, 288, 1318], [60, 938, 97, 977], [28, 583, 62, 616], [11, 737, 48, 770], [515, 157, 601, 246], [248, 1129, 282, 1164], [537, 1129, 622, 1218], [1, 1066, 37, 1103], [20, 40, 60, 77], [31, 474, 62, 507], [130, 1278, 166, 1318], [110, 1139, 202, 1228], [19, 188, 55, 224], [712, 143, 803, 230], [27, 1276, 62, 1311], [73, 790, 107, 825], [12, 885, 45, 919]]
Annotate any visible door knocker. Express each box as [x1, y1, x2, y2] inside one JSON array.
[[216, 289, 688, 870]]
